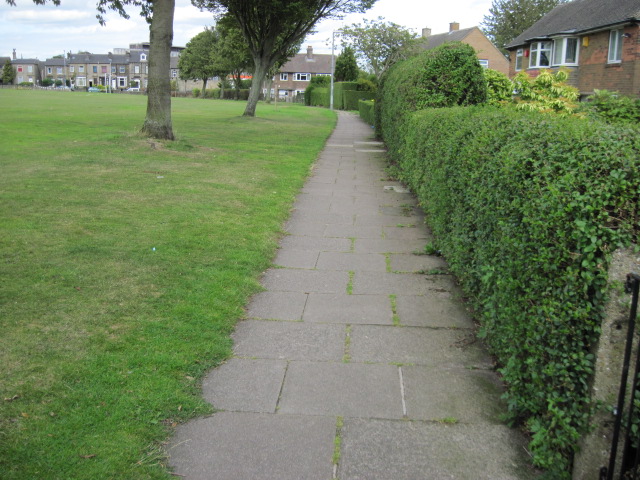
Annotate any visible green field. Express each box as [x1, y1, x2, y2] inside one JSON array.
[[0, 90, 336, 479]]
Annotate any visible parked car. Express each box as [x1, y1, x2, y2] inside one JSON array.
[[87, 87, 102, 92], [126, 87, 140, 92]]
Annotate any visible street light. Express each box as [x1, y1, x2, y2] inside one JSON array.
[[330, 29, 343, 111]]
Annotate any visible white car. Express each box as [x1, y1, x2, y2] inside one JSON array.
[[126, 87, 140, 92]]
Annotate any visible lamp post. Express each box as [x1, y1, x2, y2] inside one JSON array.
[[330, 29, 342, 111]]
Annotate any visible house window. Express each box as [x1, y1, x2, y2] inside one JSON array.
[[47, 67, 52, 74], [79, 65, 84, 73], [101, 65, 107, 74], [17, 66, 23, 73], [134, 65, 140, 74], [17, 76, 23, 83], [478, 59, 489, 68], [145, 65, 148, 74], [27, 65, 33, 73], [112, 66, 116, 73], [609, 29, 623, 63], [140, 54, 147, 61], [28, 76, 33, 83], [294, 73, 310, 81], [76, 77, 86, 86], [57, 67, 63, 75], [119, 66, 126, 74], [171, 69, 177, 77], [515, 49, 524, 70], [552, 37, 578, 65], [118, 77, 126, 87], [529, 41, 552, 68], [92, 66, 97, 73], [280, 73, 288, 81], [70, 66, 74, 73]]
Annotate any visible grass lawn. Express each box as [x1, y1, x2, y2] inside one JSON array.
[[0, 90, 336, 479]]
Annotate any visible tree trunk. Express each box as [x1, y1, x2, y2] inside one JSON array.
[[244, 57, 269, 117], [202, 77, 208, 98], [264, 76, 273, 104], [141, 0, 175, 140]]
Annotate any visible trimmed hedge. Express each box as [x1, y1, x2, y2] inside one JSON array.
[[309, 87, 330, 107], [376, 42, 487, 160], [395, 105, 640, 477], [343, 90, 375, 111], [358, 100, 375, 125], [332, 81, 358, 110]]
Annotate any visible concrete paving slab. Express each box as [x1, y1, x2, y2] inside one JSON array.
[[168, 412, 336, 480], [273, 248, 319, 269], [278, 362, 404, 418], [322, 224, 382, 239], [354, 213, 410, 226], [316, 252, 387, 272], [286, 210, 353, 225], [401, 366, 506, 423], [279, 235, 351, 252], [354, 238, 426, 254], [201, 358, 286, 413], [292, 194, 332, 212], [303, 293, 393, 324], [349, 324, 493, 368], [383, 225, 431, 241], [394, 293, 474, 328], [232, 320, 345, 361], [261, 269, 349, 293], [282, 219, 327, 236], [329, 201, 380, 215], [338, 418, 540, 480], [389, 253, 447, 273], [352, 271, 453, 295], [245, 291, 307, 321]]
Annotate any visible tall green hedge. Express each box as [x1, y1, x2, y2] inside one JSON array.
[[358, 99, 375, 125], [376, 42, 487, 160], [396, 105, 640, 477], [343, 90, 375, 111]]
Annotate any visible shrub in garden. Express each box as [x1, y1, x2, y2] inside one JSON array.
[[358, 99, 375, 125], [305, 75, 331, 106], [396, 105, 640, 478], [483, 68, 513, 105], [376, 42, 487, 161], [512, 69, 579, 115], [578, 89, 640, 125], [192, 88, 201, 98]]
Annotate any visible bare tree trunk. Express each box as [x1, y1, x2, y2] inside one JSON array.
[[244, 57, 268, 117], [264, 75, 273, 104], [202, 77, 208, 98], [141, 0, 175, 140]]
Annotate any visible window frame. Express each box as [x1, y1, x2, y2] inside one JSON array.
[[552, 37, 579, 66], [529, 41, 552, 68], [280, 73, 288, 81], [608, 29, 623, 63], [294, 73, 310, 81], [515, 48, 524, 71], [478, 59, 489, 69]]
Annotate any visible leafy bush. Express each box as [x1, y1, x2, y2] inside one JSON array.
[[512, 69, 579, 115], [192, 88, 201, 98], [396, 105, 640, 477], [343, 90, 375, 111], [483, 68, 512, 105], [578, 89, 640, 125], [305, 76, 331, 106], [376, 42, 487, 161], [42, 78, 54, 87], [358, 99, 375, 125]]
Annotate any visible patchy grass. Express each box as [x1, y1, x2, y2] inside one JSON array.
[[0, 90, 336, 479]]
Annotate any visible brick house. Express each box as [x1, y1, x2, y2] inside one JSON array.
[[421, 23, 510, 75], [10, 49, 41, 85], [505, 0, 640, 98], [270, 46, 332, 100]]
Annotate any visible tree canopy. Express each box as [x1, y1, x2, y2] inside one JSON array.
[[481, 0, 565, 52], [178, 28, 222, 96], [334, 46, 359, 82], [193, 0, 377, 116], [340, 17, 418, 79], [2, 59, 15, 84]]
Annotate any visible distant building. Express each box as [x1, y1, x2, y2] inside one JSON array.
[[10, 49, 42, 85], [505, 0, 640, 98], [271, 46, 332, 100], [421, 23, 510, 75]]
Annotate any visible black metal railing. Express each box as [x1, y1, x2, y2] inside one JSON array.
[[601, 272, 640, 480]]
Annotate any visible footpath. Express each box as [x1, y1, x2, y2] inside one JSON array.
[[168, 111, 539, 480]]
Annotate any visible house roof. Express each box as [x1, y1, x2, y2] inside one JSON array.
[[422, 26, 476, 49], [506, 0, 640, 48], [280, 48, 332, 74]]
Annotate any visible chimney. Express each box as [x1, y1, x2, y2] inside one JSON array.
[[12, 48, 16, 60], [449, 22, 460, 32], [422, 28, 431, 38], [306, 45, 313, 59]]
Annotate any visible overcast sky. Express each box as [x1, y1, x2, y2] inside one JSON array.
[[1, 0, 493, 61]]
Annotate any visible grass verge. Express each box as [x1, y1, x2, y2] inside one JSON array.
[[0, 90, 336, 479]]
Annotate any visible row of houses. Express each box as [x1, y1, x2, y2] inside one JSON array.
[[1, 43, 183, 91], [3, 0, 639, 99]]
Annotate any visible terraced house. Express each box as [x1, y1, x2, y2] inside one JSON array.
[[505, 0, 640, 98]]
